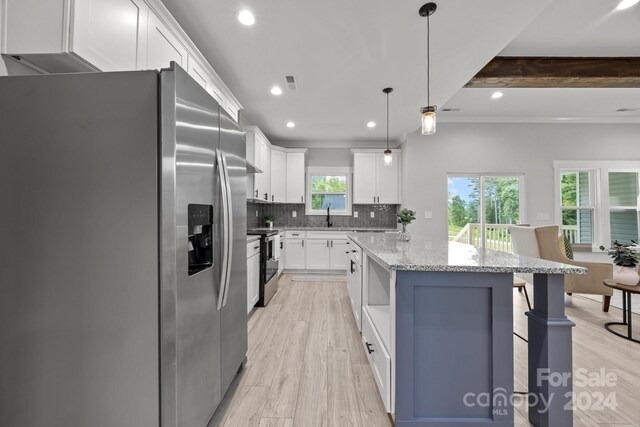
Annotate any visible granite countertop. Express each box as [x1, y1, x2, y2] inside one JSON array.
[[348, 232, 587, 274], [250, 226, 397, 232], [246, 235, 261, 243]]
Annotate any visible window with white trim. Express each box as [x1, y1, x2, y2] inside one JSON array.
[[306, 167, 352, 215], [554, 161, 640, 249], [608, 171, 639, 244], [559, 170, 595, 245]]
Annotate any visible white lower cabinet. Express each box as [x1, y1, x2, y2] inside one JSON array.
[[247, 241, 260, 314], [305, 239, 332, 269], [362, 307, 392, 411], [284, 238, 306, 269], [330, 239, 350, 270]]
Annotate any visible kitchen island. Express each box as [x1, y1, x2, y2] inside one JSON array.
[[347, 232, 586, 427]]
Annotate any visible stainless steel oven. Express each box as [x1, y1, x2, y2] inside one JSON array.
[[247, 230, 279, 306]]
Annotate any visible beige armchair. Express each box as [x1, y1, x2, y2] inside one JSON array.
[[510, 225, 613, 312]]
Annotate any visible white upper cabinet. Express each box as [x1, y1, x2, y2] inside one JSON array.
[[286, 151, 306, 204], [353, 153, 378, 204], [187, 56, 224, 105], [73, 0, 149, 71], [1, 0, 242, 121], [146, 11, 187, 70], [244, 126, 271, 201], [353, 151, 401, 204], [270, 148, 287, 203], [2, 0, 149, 72]]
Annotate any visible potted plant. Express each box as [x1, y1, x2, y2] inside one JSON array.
[[264, 215, 274, 230], [396, 208, 417, 242], [600, 240, 640, 285]]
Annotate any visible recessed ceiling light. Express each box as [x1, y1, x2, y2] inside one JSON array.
[[491, 91, 504, 99], [237, 10, 255, 26], [616, 0, 639, 10], [367, 121, 376, 128], [286, 121, 295, 128], [270, 86, 282, 95]]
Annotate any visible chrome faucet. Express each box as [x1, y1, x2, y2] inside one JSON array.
[[326, 203, 333, 228]]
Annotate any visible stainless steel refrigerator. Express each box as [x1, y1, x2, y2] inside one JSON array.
[[0, 63, 247, 427]]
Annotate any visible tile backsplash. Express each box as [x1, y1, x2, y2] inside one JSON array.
[[247, 202, 398, 229]]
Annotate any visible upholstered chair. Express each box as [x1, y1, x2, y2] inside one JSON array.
[[510, 225, 613, 312]]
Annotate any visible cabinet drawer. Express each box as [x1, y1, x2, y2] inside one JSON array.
[[306, 231, 347, 240], [347, 240, 363, 264], [362, 308, 391, 412], [285, 230, 306, 239], [247, 241, 261, 258]]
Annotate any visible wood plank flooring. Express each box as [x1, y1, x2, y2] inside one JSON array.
[[211, 274, 640, 426]]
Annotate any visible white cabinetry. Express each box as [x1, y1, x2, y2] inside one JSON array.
[[3, 0, 149, 72], [353, 150, 401, 204], [246, 240, 260, 314], [270, 148, 287, 203], [1, 0, 242, 120], [286, 151, 306, 203], [244, 126, 272, 201], [146, 11, 188, 70], [277, 231, 285, 274], [330, 239, 350, 270], [305, 239, 331, 270], [284, 231, 306, 269]]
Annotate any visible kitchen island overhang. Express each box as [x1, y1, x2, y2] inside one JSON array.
[[348, 232, 586, 427]]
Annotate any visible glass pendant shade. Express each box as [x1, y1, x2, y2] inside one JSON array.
[[421, 106, 437, 135], [384, 149, 393, 166]]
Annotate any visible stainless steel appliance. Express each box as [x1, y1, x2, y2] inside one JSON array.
[[248, 230, 279, 306], [0, 63, 247, 427]]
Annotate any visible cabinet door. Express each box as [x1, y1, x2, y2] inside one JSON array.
[[72, 0, 148, 71], [270, 149, 287, 203], [353, 153, 377, 204], [187, 55, 224, 105], [278, 235, 285, 273], [330, 239, 350, 270], [306, 239, 331, 270], [285, 239, 306, 269], [146, 12, 188, 71], [286, 152, 306, 203], [377, 153, 400, 204], [261, 140, 271, 201], [247, 253, 260, 313]]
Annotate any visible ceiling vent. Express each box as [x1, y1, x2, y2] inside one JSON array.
[[616, 108, 638, 112], [441, 108, 462, 112], [285, 75, 297, 90]]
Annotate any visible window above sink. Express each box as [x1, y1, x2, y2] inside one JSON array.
[[306, 167, 352, 216]]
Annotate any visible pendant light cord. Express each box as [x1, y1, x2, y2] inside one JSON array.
[[386, 91, 390, 150], [426, 13, 430, 106]]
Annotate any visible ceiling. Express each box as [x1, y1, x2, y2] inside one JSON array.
[[160, 0, 552, 144], [160, 0, 640, 142], [442, 0, 640, 123]]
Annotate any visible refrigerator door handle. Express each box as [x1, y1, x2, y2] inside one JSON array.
[[220, 150, 234, 308], [216, 149, 231, 311]]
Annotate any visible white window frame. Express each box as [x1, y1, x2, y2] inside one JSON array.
[[305, 166, 353, 216], [447, 173, 526, 248], [556, 169, 598, 248], [554, 160, 640, 250]]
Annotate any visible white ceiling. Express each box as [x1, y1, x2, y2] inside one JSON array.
[[160, 0, 552, 144], [442, 0, 640, 123]]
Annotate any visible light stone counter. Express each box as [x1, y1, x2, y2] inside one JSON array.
[[348, 232, 586, 274]]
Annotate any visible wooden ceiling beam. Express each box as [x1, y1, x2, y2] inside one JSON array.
[[465, 57, 640, 88]]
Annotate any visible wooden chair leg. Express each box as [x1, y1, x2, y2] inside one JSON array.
[[523, 286, 532, 311], [603, 295, 611, 312]]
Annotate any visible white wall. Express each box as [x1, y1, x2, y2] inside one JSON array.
[[401, 122, 640, 241], [305, 148, 352, 167]]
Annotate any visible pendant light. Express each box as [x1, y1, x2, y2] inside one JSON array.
[[419, 3, 437, 135], [383, 87, 393, 166]]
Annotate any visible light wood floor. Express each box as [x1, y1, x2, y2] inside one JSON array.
[[210, 274, 640, 427]]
